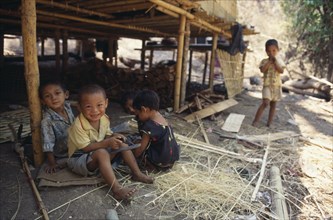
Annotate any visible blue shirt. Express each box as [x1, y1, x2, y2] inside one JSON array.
[[41, 101, 75, 158]]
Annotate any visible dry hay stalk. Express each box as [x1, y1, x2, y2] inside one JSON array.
[[146, 146, 262, 219]]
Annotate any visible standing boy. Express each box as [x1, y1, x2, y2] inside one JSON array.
[[67, 84, 153, 200], [252, 39, 285, 127]]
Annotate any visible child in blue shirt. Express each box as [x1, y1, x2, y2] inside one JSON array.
[[39, 80, 75, 173]]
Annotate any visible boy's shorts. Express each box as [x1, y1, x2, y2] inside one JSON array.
[[67, 153, 98, 177], [262, 86, 282, 101]]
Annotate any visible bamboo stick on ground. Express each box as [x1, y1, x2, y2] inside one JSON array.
[[195, 115, 210, 144], [251, 134, 270, 201], [270, 166, 289, 220]]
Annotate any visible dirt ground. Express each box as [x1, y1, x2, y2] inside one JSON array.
[[1, 1, 332, 219], [0, 86, 332, 220]]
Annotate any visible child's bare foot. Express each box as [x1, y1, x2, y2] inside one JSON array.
[[252, 121, 259, 127], [113, 187, 137, 200], [132, 173, 154, 184]]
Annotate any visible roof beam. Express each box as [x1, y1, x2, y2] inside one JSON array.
[[36, 9, 174, 37], [36, 0, 114, 19], [150, 0, 232, 38]]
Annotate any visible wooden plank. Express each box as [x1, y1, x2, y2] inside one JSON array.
[[184, 98, 238, 122], [221, 113, 245, 133]]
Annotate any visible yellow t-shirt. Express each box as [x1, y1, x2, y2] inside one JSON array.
[[259, 58, 285, 87], [67, 113, 113, 157]]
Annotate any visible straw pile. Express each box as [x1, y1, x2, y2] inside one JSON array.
[[145, 146, 262, 219]]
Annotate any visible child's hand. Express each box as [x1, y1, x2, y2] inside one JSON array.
[[113, 134, 127, 143], [105, 137, 123, 150], [45, 163, 60, 174]]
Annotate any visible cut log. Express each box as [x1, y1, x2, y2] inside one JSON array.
[[290, 70, 333, 87], [184, 98, 238, 122], [282, 84, 331, 101], [284, 78, 331, 93], [270, 166, 289, 220]]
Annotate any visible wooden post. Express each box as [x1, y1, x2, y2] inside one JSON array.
[[108, 38, 114, 66], [202, 51, 208, 85], [270, 166, 289, 220], [0, 28, 4, 67], [180, 21, 190, 106], [149, 49, 154, 70], [21, 0, 43, 166], [209, 33, 218, 90], [114, 39, 118, 68], [174, 15, 186, 111], [62, 30, 68, 77], [141, 39, 145, 70], [41, 36, 45, 57], [187, 50, 193, 91], [55, 29, 60, 76]]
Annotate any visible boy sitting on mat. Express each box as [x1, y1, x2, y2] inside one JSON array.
[[67, 84, 153, 200]]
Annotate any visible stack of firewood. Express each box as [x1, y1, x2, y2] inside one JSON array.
[[65, 58, 176, 107], [145, 64, 175, 107]]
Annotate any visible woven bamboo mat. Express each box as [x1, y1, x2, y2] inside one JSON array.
[[0, 109, 31, 143]]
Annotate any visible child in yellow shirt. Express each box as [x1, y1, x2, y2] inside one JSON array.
[[67, 84, 153, 200], [252, 39, 285, 127]]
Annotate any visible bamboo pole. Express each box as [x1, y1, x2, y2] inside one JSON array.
[[114, 39, 118, 67], [36, 0, 114, 19], [174, 15, 186, 112], [251, 134, 270, 201], [108, 38, 114, 66], [0, 18, 113, 38], [187, 50, 193, 90], [209, 33, 218, 90], [270, 166, 289, 220], [55, 29, 60, 75], [36, 10, 172, 37], [41, 36, 44, 57], [140, 39, 145, 70], [180, 21, 190, 106], [62, 30, 68, 76], [21, 0, 43, 166], [196, 115, 210, 144], [149, 49, 153, 70], [0, 28, 4, 66], [150, 0, 232, 38], [202, 51, 208, 85]]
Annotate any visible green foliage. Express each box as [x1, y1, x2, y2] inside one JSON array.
[[282, 0, 333, 79]]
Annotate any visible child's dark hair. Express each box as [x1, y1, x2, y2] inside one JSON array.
[[78, 84, 106, 103], [132, 90, 159, 111], [265, 39, 279, 50], [39, 80, 67, 99], [121, 91, 138, 106]]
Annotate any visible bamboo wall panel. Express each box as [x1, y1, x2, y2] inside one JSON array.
[[216, 49, 244, 98]]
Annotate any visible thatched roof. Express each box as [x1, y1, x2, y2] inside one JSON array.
[[0, 0, 255, 40]]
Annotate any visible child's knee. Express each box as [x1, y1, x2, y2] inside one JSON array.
[[262, 100, 270, 108], [93, 149, 110, 160], [270, 101, 276, 107]]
